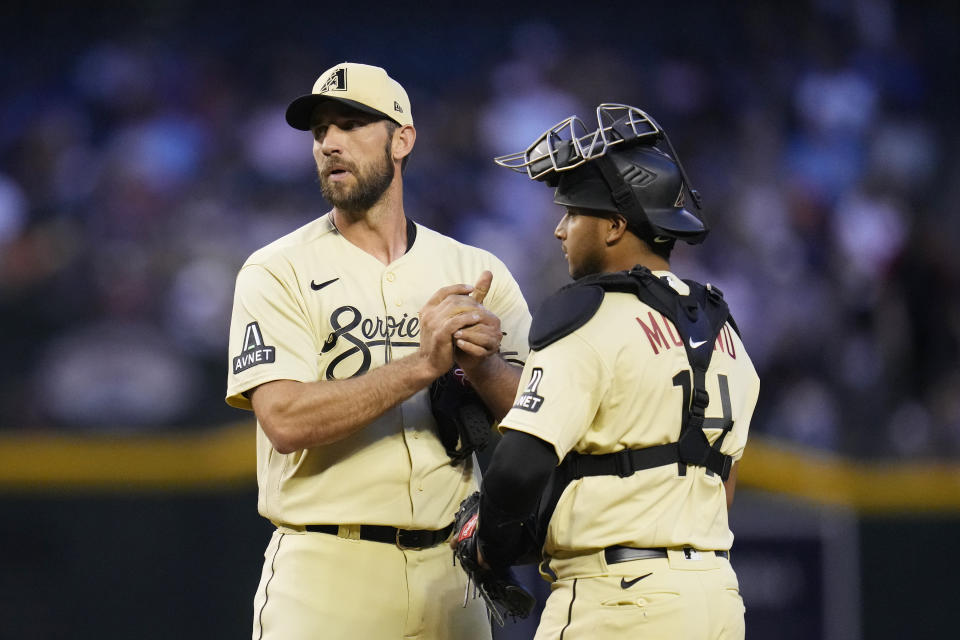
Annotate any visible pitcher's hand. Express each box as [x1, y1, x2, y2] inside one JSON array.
[[454, 271, 502, 369]]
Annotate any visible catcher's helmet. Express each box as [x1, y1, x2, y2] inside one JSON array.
[[494, 104, 708, 244], [553, 145, 707, 243]]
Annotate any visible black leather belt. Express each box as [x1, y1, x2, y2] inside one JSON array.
[[605, 546, 729, 564], [304, 523, 454, 549]]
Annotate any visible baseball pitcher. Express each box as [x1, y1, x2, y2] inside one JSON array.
[[226, 62, 531, 640]]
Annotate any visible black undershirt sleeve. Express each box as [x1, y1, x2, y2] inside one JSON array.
[[478, 429, 559, 568]]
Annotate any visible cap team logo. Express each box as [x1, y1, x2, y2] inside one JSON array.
[[513, 367, 545, 412], [394, 100, 404, 114], [233, 322, 276, 374], [320, 67, 347, 93]]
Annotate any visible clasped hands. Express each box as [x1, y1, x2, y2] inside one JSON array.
[[417, 270, 502, 379]]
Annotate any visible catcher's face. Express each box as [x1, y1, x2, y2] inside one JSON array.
[[554, 208, 609, 279], [310, 102, 396, 212]]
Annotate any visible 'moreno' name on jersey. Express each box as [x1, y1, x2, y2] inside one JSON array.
[[634, 312, 737, 358]]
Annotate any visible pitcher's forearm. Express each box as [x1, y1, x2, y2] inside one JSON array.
[[459, 355, 522, 421], [251, 354, 437, 452]]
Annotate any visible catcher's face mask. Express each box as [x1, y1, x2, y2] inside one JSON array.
[[494, 103, 708, 244]]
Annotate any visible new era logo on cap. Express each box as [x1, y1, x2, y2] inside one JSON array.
[[285, 62, 413, 130]]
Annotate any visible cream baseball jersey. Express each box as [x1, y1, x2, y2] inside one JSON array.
[[226, 213, 531, 529], [500, 272, 759, 555]]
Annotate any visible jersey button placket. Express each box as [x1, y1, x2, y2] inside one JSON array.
[[387, 269, 427, 512], [384, 271, 401, 307], [379, 271, 397, 363]]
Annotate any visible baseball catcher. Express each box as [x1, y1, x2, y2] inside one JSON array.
[[451, 103, 760, 638]]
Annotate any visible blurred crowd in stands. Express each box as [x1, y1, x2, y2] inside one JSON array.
[[1, 0, 957, 459]]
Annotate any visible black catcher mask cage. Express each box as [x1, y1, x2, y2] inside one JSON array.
[[494, 103, 708, 245]]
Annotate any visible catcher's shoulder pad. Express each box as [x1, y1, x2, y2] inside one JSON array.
[[529, 271, 647, 351], [528, 282, 604, 352]]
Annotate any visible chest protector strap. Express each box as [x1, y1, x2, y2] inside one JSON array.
[[533, 266, 738, 554], [563, 265, 736, 481]]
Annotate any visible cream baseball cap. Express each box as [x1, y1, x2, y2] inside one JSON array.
[[285, 62, 413, 130]]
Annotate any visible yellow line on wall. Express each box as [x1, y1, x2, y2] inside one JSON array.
[[1, 424, 959, 512], [738, 439, 960, 513], [0, 422, 255, 491]]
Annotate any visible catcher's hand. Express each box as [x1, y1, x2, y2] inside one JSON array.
[[452, 492, 536, 626]]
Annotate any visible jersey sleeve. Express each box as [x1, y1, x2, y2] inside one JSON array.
[[498, 332, 611, 461], [484, 257, 532, 366], [225, 264, 319, 410]]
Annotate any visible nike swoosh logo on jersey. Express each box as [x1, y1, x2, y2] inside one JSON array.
[[311, 278, 339, 291], [689, 337, 709, 349], [620, 573, 652, 589]]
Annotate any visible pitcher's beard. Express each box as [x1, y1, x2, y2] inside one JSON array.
[[320, 146, 395, 213]]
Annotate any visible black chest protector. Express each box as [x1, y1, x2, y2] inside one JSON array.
[[529, 265, 740, 550]]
